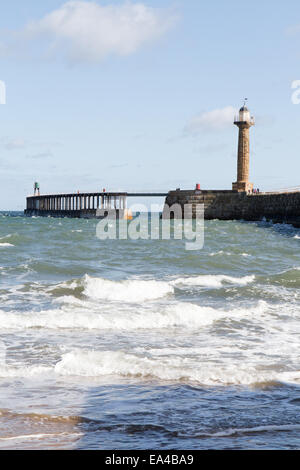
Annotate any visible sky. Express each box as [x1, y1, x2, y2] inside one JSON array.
[[1, 0, 300, 210]]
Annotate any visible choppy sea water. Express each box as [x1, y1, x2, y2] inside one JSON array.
[[0, 212, 300, 449]]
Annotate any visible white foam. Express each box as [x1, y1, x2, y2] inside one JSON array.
[[53, 349, 284, 386], [0, 243, 14, 248], [83, 275, 173, 302], [278, 370, 300, 384], [209, 251, 251, 258], [0, 234, 12, 240], [0, 348, 295, 386], [203, 424, 300, 438], [0, 364, 52, 378], [0, 432, 83, 441], [172, 274, 255, 289], [0, 303, 224, 331]]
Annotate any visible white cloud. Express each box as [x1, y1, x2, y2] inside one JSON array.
[[1, 137, 62, 151], [184, 106, 237, 135], [20, 1, 178, 63], [286, 23, 300, 35], [1, 138, 27, 150], [26, 151, 53, 160]]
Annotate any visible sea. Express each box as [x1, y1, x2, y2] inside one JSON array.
[[0, 211, 300, 450]]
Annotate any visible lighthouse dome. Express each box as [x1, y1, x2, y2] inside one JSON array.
[[238, 105, 251, 122]]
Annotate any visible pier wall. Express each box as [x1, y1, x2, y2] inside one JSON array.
[[25, 209, 97, 218], [163, 190, 300, 227], [25, 190, 300, 227]]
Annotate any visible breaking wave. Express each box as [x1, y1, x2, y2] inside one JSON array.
[[83, 275, 174, 302], [0, 302, 233, 331], [53, 350, 300, 387], [0, 364, 52, 378], [1, 347, 300, 387]]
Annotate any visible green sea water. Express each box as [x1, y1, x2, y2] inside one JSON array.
[[0, 212, 300, 449]]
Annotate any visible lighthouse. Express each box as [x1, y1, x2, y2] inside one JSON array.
[[232, 101, 255, 192]]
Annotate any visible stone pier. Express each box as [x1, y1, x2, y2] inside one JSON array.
[[162, 189, 300, 228]]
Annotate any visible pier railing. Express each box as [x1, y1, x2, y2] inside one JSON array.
[[252, 186, 300, 195], [26, 192, 128, 212]]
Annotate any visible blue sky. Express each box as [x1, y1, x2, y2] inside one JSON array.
[[1, 0, 300, 209]]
